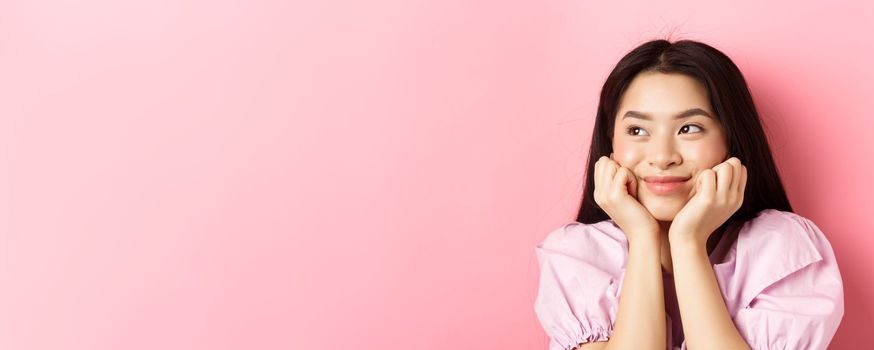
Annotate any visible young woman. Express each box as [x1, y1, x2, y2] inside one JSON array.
[[533, 39, 844, 350]]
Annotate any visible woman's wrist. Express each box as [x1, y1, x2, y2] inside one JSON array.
[[626, 229, 661, 245], [668, 232, 707, 253], [627, 234, 661, 255]]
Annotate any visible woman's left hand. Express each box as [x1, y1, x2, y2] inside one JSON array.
[[669, 157, 747, 246]]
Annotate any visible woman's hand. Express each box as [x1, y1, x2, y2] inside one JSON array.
[[593, 153, 660, 242], [669, 157, 747, 246]]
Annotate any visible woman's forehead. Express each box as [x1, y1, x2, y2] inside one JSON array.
[[619, 107, 716, 123], [618, 72, 712, 117]]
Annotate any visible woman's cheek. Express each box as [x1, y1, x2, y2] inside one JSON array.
[[612, 146, 642, 167], [685, 141, 729, 167]]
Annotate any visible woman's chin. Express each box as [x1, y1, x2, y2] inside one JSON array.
[[641, 197, 686, 221], [651, 211, 677, 222]]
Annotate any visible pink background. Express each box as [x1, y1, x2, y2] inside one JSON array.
[[1, 0, 872, 349]]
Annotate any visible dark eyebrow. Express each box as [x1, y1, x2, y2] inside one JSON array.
[[622, 108, 714, 121]]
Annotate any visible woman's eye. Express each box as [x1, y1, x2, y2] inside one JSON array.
[[680, 124, 703, 134], [625, 124, 703, 137], [626, 126, 648, 136]]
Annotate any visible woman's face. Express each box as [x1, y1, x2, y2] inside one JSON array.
[[612, 71, 729, 222]]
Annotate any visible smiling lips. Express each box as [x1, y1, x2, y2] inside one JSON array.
[[644, 175, 691, 195]]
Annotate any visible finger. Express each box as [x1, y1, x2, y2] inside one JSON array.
[[715, 162, 733, 195], [739, 165, 748, 195], [628, 170, 638, 198], [699, 169, 716, 200], [618, 167, 637, 198], [604, 160, 617, 188], [613, 167, 629, 197], [688, 173, 698, 200], [592, 159, 601, 205], [728, 157, 742, 193]]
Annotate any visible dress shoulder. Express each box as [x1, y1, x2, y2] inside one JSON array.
[[533, 221, 627, 349], [536, 220, 627, 277], [728, 209, 844, 349]]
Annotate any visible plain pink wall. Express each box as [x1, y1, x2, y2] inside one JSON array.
[[1, 0, 871, 349]]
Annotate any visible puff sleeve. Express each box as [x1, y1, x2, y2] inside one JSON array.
[[533, 222, 625, 350], [732, 215, 844, 350]]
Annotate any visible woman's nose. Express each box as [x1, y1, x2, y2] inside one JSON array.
[[647, 138, 681, 169]]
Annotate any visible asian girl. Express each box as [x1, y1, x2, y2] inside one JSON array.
[[534, 39, 844, 350]]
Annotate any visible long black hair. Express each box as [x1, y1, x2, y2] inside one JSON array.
[[576, 39, 793, 244]]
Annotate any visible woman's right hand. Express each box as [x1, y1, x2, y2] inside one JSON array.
[[593, 154, 660, 242]]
